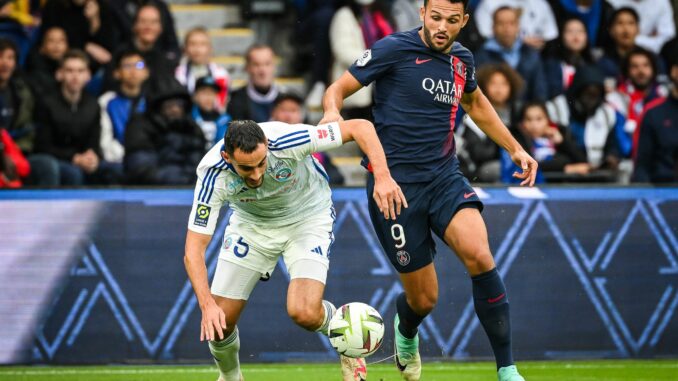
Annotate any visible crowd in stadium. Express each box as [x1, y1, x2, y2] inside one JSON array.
[[0, 0, 676, 188]]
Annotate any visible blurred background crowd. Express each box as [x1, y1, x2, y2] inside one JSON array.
[[0, 0, 676, 188]]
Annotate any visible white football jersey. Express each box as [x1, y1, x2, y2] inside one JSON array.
[[187, 121, 343, 235]]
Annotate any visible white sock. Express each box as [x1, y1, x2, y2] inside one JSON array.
[[209, 327, 241, 381], [316, 300, 336, 335]]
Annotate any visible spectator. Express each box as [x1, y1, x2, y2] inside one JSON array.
[[109, 0, 180, 61], [98, 49, 149, 165], [328, 0, 394, 119], [124, 77, 205, 185], [598, 6, 642, 84], [632, 53, 678, 183], [501, 102, 589, 183], [35, 50, 121, 185], [227, 44, 281, 123], [474, 0, 559, 50], [108, 3, 178, 92], [543, 18, 595, 99], [0, 38, 58, 186], [548, 0, 615, 48], [607, 0, 675, 53], [0, 126, 30, 187], [475, 6, 547, 101], [270, 92, 345, 185], [457, 63, 524, 182], [546, 65, 627, 172], [0, 0, 40, 28], [191, 76, 230, 150], [40, 0, 116, 67], [25, 26, 68, 96], [175, 27, 229, 112], [607, 47, 668, 155]]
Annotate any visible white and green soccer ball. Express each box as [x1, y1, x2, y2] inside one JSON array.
[[328, 302, 385, 358]]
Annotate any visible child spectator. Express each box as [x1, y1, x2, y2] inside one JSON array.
[[125, 78, 205, 185], [25, 27, 69, 97], [175, 27, 229, 112], [191, 76, 230, 150], [456, 63, 524, 182], [501, 102, 589, 183], [99, 49, 149, 165], [543, 18, 595, 99]]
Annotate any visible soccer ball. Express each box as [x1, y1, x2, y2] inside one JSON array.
[[328, 302, 385, 358]]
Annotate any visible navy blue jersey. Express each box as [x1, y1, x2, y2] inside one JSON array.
[[349, 28, 478, 183]]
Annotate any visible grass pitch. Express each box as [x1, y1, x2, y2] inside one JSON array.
[[0, 360, 676, 380]]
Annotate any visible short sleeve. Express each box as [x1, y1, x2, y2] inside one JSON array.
[[348, 36, 400, 86], [461, 50, 478, 93], [187, 163, 228, 235], [263, 121, 343, 161]]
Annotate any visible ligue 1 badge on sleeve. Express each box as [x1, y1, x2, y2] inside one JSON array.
[[193, 204, 211, 227], [356, 49, 372, 67]]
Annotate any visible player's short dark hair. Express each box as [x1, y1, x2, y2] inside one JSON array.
[[621, 47, 658, 80], [114, 48, 144, 69], [610, 6, 639, 26], [224, 120, 267, 155], [0, 38, 18, 58], [273, 92, 303, 109], [60, 49, 90, 68], [424, 0, 468, 10]]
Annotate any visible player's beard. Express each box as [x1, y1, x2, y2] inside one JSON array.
[[423, 25, 455, 53]]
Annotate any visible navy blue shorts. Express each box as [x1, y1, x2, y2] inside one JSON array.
[[366, 165, 483, 273]]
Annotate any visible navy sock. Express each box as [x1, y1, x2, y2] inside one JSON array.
[[472, 268, 513, 369], [396, 293, 426, 339]]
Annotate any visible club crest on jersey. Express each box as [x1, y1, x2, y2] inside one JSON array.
[[227, 177, 245, 194], [275, 167, 293, 181], [456, 61, 465, 77], [356, 49, 372, 67], [194, 204, 211, 227], [396, 250, 410, 266]]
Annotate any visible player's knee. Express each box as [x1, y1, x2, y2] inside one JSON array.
[[461, 247, 495, 275], [287, 303, 322, 330], [410, 291, 438, 315]]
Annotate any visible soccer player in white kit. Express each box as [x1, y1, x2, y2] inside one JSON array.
[[184, 119, 406, 381]]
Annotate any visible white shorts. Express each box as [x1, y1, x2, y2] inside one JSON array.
[[210, 207, 335, 300]]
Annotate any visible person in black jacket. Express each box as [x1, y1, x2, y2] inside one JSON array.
[[632, 54, 678, 183], [124, 77, 206, 185], [35, 50, 121, 185]]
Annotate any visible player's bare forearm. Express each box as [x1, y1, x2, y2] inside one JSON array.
[[321, 71, 363, 123], [338, 119, 408, 218], [461, 88, 523, 154], [184, 230, 216, 309]]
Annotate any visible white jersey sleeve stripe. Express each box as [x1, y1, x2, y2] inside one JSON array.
[[311, 157, 330, 182], [268, 129, 309, 144], [200, 159, 227, 203], [268, 133, 311, 148], [269, 138, 312, 151], [197, 166, 216, 202]]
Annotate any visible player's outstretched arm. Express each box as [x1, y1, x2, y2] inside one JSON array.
[[320, 71, 363, 124], [461, 88, 538, 186], [184, 230, 226, 342], [338, 119, 408, 220]]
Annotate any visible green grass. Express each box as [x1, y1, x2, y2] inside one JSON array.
[[0, 360, 676, 380]]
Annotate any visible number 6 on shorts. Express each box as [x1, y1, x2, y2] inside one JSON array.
[[391, 224, 406, 249]]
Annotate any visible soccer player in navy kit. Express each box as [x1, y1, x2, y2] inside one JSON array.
[[321, 1, 537, 380]]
